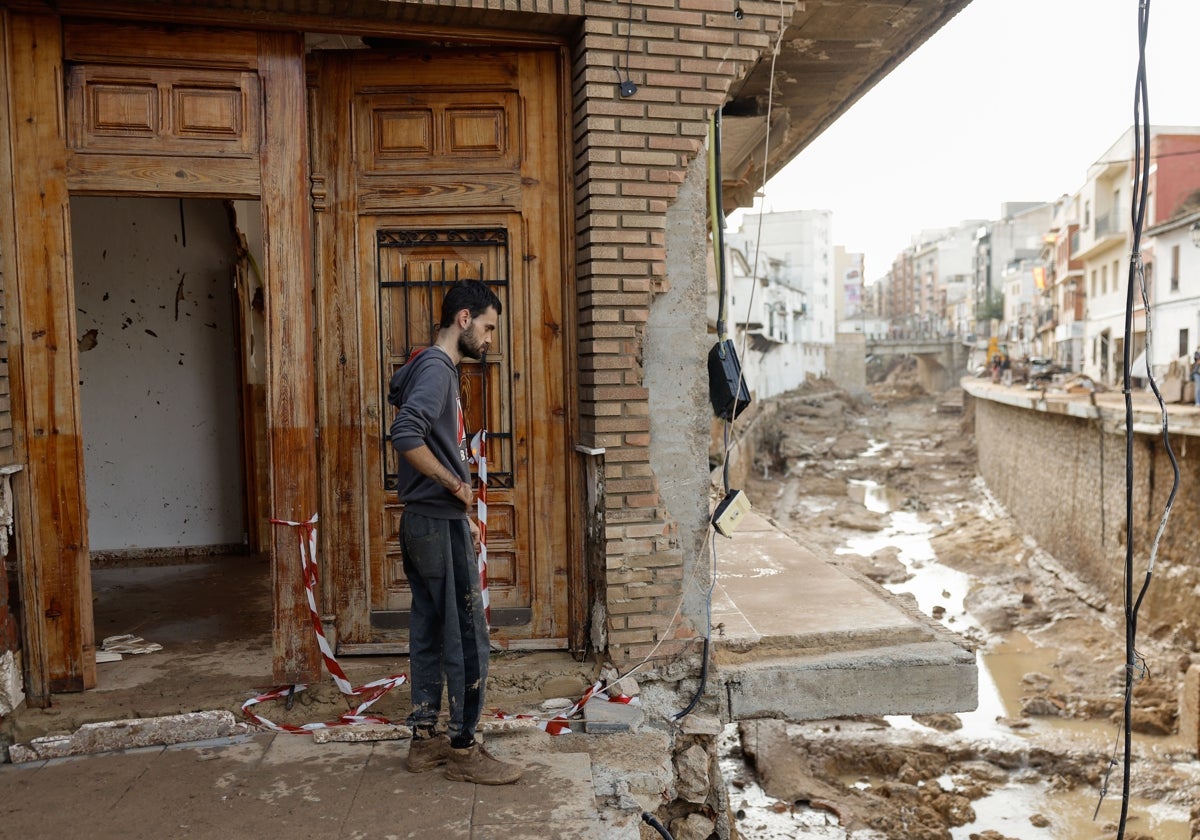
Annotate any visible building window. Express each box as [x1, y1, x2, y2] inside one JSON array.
[[1091, 270, 1097, 299], [1180, 328, 1189, 359], [1171, 244, 1180, 292], [1101, 264, 1107, 295]]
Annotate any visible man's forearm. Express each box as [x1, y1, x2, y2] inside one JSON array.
[[400, 445, 463, 491]]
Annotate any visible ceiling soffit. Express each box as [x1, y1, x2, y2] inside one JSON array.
[[721, 0, 973, 211]]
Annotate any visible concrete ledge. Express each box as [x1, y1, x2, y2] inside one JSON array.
[[719, 640, 979, 721], [712, 509, 977, 722], [960, 376, 1200, 436], [7, 710, 254, 763]]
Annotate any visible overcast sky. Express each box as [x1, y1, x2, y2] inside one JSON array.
[[739, 0, 1200, 283]]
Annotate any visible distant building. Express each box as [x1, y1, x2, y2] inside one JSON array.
[[729, 210, 834, 345], [973, 202, 1055, 344], [1076, 127, 1200, 384], [1038, 196, 1085, 370], [1144, 204, 1200, 378]]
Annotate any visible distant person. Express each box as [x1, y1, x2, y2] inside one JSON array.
[[1191, 350, 1200, 406], [388, 279, 521, 786]]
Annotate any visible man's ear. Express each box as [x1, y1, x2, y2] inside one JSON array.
[[456, 308, 472, 329]]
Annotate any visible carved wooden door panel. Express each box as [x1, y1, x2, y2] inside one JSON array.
[[313, 49, 570, 650]]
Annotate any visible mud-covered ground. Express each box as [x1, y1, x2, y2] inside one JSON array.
[[728, 366, 1200, 840]]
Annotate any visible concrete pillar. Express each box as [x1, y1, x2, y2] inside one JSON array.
[[1182, 664, 1200, 757]]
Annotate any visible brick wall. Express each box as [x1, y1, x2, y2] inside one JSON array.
[[970, 394, 1200, 645], [571, 0, 792, 664]]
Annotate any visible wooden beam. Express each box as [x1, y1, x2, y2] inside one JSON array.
[[258, 31, 321, 685], [1, 12, 95, 695], [67, 155, 261, 198], [310, 55, 370, 646]]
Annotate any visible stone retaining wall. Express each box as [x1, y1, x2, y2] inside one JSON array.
[[966, 393, 1200, 647]]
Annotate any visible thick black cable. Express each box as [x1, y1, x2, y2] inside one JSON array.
[[1111, 4, 1153, 837], [641, 812, 675, 839]]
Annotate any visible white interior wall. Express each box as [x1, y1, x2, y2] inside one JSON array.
[[71, 197, 245, 551]]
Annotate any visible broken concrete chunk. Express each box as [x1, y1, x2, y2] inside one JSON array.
[[312, 723, 410, 743], [7, 710, 253, 763], [582, 695, 644, 734]]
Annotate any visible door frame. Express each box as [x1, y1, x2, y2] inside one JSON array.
[[0, 15, 323, 698], [310, 44, 582, 654]]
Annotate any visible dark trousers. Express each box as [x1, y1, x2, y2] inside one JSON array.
[[400, 511, 489, 744]]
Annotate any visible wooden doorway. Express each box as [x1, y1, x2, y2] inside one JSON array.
[[311, 48, 573, 651]]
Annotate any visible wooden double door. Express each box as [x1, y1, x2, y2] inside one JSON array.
[[311, 48, 574, 650]]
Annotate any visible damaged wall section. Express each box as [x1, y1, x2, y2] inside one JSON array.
[[647, 148, 718, 627]]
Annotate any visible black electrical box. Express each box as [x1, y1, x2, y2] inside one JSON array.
[[708, 339, 751, 421]]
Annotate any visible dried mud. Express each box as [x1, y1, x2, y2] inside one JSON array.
[[731, 370, 1200, 840]]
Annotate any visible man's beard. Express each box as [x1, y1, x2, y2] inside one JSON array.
[[458, 329, 485, 361]]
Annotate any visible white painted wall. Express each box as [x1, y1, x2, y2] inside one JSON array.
[[1147, 226, 1200, 377], [71, 197, 245, 551], [729, 209, 834, 346], [735, 336, 827, 400]]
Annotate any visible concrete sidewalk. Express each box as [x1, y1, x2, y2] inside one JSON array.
[[0, 725, 656, 839]]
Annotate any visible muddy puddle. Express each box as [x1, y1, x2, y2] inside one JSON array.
[[728, 445, 1194, 839]]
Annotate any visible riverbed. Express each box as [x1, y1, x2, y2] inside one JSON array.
[[729, 384, 1197, 840]]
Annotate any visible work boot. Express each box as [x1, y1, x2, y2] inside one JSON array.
[[444, 741, 523, 785], [406, 733, 451, 773]]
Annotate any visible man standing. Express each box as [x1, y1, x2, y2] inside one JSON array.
[[1191, 349, 1200, 406], [388, 279, 521, 785]]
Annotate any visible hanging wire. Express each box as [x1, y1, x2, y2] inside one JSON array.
[[1095, 3, 1170, 837], [670, 0, 788, 720]]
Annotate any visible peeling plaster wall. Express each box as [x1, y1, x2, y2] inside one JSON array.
[[647, 151, 712, 623], [71, 197, 244, 551]]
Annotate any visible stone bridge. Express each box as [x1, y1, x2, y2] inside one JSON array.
[[866, 337, 971, 392]]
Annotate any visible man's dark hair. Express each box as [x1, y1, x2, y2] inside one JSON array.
[[439, 280, 503, 328]]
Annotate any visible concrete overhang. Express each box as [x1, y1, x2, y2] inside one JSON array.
[[720, 0, 975, 212], [711, 511, 978, 722]]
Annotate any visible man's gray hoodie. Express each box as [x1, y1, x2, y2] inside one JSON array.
[[388, 346, 469, 519]]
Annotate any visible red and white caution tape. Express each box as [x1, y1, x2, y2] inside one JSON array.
[[488, 679, 640, 736], [469, 430, 491, 628], [243, 514, 407, 734]]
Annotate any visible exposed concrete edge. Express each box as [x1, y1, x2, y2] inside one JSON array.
[[7, 710, 255, 763], [718, 640, 979, 721], [714, 524, 976, 660]]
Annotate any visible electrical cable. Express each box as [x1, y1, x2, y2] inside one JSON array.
[[672, 0, 786, 719], [611, 0, 788, 723], [670, 111, 729, 721], [1094, 3, 1168, 837], [641, 811, 675, 839], [614, 0, 638, 97]]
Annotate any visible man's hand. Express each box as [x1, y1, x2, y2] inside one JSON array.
[[454, 480, 474, 510], [468, 517, 482, 554]]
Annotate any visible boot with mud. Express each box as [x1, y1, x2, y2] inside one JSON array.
[[444, 740, 523, 785], [406, 733, 451, 773]]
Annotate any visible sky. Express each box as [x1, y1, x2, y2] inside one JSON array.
[[738, 0, 1200, 283]]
